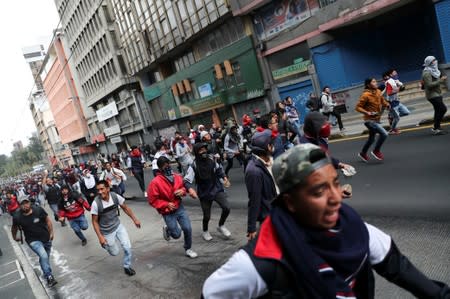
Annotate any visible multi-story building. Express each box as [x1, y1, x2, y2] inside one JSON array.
[[230, 0, 450, 121], [12, 141, 24, 152], [39, 31, 92, 166], [53, 0, 153, 156], [110, 0, 268, 138], [23, 45, 63, 165], [22, 45, 46, 91]]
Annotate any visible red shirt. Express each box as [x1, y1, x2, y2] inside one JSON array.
[[58, 193, 90, 219]]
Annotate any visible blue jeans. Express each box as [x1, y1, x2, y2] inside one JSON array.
[[49, 204, 59, 221], [389, 103, 410, 130], [163, 204, 192, 250], [362, 121, 388, 154], [29, 240, 53, 278], [103, 224, 132, 268], [69, 214, 88, 241]]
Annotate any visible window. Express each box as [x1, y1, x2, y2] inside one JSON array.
[[233, 62, 243, 85]]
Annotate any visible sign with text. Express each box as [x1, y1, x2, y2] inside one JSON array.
[[254, 0, 312, 40], [272, 59, 310, 80], [96, 102, 119, 122]]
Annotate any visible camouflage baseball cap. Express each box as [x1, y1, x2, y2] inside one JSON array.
[[273, 143, 331, 194]]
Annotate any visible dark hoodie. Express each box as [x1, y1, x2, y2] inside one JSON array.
[[300, 112, 340, 169]]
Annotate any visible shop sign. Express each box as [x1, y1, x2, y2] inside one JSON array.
[[272, 59, 310, 80], [71, 147, 80, 156], [104, 124, 121, 136], [110, 136, 123, 144], [179, 96, 224, 117], [96, 102, 118, 122], [198, 83, 213, 98]]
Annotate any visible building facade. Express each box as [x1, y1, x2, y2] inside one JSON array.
[[23, 45, 63, 165], [54, 0, 153, 158], [110, 0, 269, 139], [40, 31, 91, 166], [230, 0, 450, 121]]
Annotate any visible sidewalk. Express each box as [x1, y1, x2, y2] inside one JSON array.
[[329, 94, 450, 139], [0, 216, 47, 299]]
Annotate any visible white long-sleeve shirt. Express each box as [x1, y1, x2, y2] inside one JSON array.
[[202, 223, 391, 298]]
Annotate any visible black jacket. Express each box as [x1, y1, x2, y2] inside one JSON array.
[[245, 155, 277, 233]]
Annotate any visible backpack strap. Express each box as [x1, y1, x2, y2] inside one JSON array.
[[110, 192, 120, 216], [94, 196, 103, 215]]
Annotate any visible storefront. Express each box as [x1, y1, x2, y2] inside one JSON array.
[[144, 36, 266, 133]]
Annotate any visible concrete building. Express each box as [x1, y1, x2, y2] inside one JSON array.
[[39, 31, 91, 166], [23, 45, 63, 165], [53, 0, 152, 157], [12, 141, 24, 152], [22, 45, 46, 91], [109, 0, 269, 138], [230, 0, 450, 122]]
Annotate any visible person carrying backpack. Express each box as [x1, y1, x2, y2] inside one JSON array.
[[91, 180, 141, 276], [184, 143, 231, 242]]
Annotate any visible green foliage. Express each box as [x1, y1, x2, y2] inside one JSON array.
[[0, 135, 46, 177]]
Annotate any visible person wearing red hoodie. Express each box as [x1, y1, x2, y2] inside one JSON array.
[[6, 192, 19, 216], [147, 156, 198, 258], [58, 185, 91, 246]]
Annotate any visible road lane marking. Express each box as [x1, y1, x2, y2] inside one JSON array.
[[330, 122, 450, 143], [0, 259, 25, 289]]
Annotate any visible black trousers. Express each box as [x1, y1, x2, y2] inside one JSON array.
[[323, 111, 344, 130], [132, 170, 146, 192], [199, 192, 230, 232], [428, 96, 447, 130]]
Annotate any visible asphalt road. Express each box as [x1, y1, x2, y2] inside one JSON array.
[[2, 125, 449, 299]]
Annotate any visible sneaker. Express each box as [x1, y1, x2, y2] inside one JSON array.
[[388, 129, 400, 135], [124, 267, 136, 276], [358, 152, 369, 163], [144, 191, 148, 197], [202, 231, 213, 241], [432, 128, 448, 135], [47, 275, 58, 287], [217, 226, 231, 238], [81, 239, 87, 246], [371, 150, 384, 161], [162, 225, 170, 241], [185, 249, 198, 258]]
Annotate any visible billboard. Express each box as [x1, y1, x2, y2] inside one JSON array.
[[254, 0, 312, 40]]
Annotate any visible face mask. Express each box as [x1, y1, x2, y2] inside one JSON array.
[[432, 60, 438, 66], [200, 153, 208, 159], [392, 74, 399, 80], [319, 123, 331, 138], [163, 167, 173, 177]]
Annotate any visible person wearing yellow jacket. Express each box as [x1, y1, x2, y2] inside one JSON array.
[[355, 78, 390, 162]]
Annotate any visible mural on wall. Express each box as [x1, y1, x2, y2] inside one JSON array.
[[254, 0, 313, 40]]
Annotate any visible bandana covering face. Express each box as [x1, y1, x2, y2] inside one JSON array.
[[270, 203, 369, 298], [423, 56, 441, 79]]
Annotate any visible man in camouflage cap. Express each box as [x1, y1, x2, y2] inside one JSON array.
[[203, 144, 449, 298]]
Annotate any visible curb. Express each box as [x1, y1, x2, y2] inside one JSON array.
[[3, 225, 49, 299], [329, 117, 450, 140]]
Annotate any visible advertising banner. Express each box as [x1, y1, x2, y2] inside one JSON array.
[[254, 0, 312, 40]]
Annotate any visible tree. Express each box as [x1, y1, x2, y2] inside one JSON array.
[[28, 135, 44, 160]]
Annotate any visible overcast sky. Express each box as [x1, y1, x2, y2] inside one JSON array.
[[0, 0, 59, 156]]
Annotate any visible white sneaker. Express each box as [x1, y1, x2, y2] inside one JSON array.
[[217, 226, 231, 238], [144, 191, 148, 197], [185, 249, 198, 258], [202, 231, 213, 241]]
